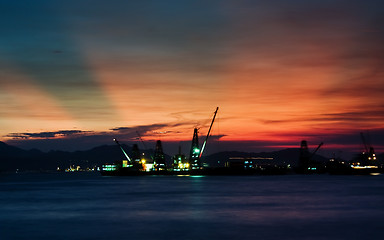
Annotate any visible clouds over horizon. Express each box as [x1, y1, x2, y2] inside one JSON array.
[[5, 130, 91, 139], [1, 0, 383, 155], [4, 124, 384, 160]]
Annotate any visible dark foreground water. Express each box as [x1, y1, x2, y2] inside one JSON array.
[[1, 172, 384, 240]]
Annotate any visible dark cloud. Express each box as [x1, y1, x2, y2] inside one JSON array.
[[111, 122, 198, 135], [6, 130, 92, 139], [207, 134, 226, 140], [4, 121, 198, 150], [110, 127, 135, 132], [5, 128, 384, 161], [111, 124, 169, 133]]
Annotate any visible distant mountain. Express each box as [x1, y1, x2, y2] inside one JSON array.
[[0, 142, 119, 171], [379, 153, 384, 162], [0, 141, 46, 171], [8, 141, 383, 172], [0, 141, 164, 172]]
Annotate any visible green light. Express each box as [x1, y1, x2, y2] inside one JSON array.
[[194, 148, 200, 153], [102, 164, 117, 171]]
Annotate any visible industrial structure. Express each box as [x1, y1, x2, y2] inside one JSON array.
[[189, 107, 219, 170], [189, 128, 201, 170], [100, 107, 219, 175], [173, 146, 189, 171], [358, 132, 377, 165], [347, 132, 379, 172], [327, 133, 381, 175], [297, 140, 324, 173], [153, 140, 166, 171]]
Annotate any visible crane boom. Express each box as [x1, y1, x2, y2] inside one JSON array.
[[199, 107, 219, 158], [113, 138, 132, 162], [136, 131, 148, 150], [310, 142, 323, 159], [360, 132, 369, 153]]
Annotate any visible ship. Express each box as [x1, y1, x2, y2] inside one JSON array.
[[327, 132, 383, 175]]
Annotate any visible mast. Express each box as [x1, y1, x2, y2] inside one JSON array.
[[189, 128, 200, 170]]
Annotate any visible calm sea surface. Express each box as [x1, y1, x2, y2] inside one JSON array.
[[1, 172, 384, 240]]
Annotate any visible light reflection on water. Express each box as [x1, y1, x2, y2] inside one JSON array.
[[1, 172, 384, 240]]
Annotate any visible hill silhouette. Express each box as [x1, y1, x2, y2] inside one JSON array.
[[1, 142, 130, 172], [2, 141, 382, 172]]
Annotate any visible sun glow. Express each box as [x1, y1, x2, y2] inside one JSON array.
[[0, 65, 78, 136], [1, 1, 383, 155]]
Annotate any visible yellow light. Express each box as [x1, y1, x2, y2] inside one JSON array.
[[123, 160, 128, 168], [351, 165, 378, 169]]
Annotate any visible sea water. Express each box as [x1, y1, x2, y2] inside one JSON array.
[[1, 172, 383, 240]]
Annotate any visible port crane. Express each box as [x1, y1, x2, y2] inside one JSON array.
[[360, 132, 375, 155], [360, 132, 376, 162], [298, 140, 324, 173], [189, 107, 219, 170]]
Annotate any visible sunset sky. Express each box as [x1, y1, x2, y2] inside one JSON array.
[[1, 0, 383, 158]]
